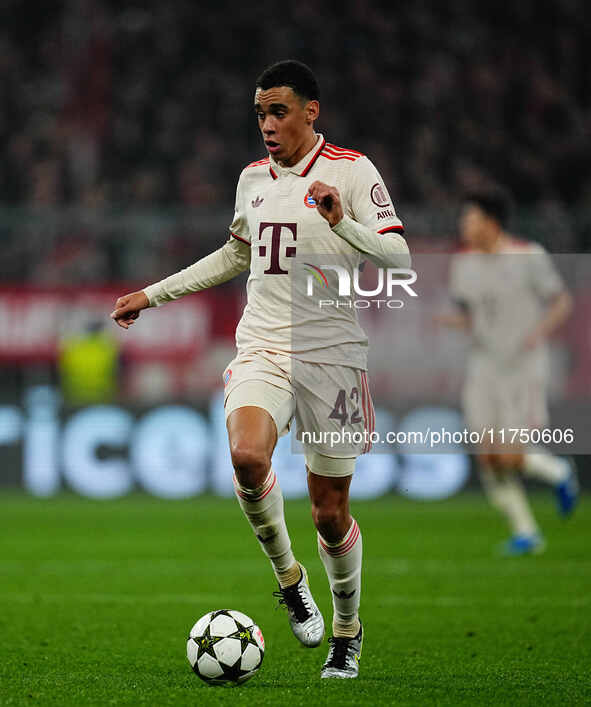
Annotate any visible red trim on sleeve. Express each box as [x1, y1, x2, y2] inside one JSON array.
[[231, 232, 251, 246], [377, 225, 405, 235]]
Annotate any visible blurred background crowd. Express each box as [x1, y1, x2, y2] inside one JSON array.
[[1, 0, 590, 285]]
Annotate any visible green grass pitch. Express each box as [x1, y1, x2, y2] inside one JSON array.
[[0, 492, 589, 705]]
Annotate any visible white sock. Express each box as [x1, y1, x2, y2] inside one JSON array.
[[479, 467, 539, 536], [523, 450, 569, 486], [318, 518, 362, 638], [234, 469, 298, 587]]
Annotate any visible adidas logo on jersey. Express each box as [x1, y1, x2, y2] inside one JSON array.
[[251, 195, 264, 208]]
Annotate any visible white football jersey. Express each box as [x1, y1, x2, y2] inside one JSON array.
[[449, 239, 565, 374], [229, 134, 404, 369]]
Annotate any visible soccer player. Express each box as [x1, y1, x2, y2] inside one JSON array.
[[442, 188, 578, 555], [110, 60, 410, 678]]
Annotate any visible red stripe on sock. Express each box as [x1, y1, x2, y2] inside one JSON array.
[[329, 524, 360, 557], [234, 472, 276, 502], [319, 520, 360, 557], [257, 474, 277, 500]]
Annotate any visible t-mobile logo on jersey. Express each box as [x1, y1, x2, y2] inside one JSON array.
[[304, 263, 418, 309], [257, 222, 297, 274]]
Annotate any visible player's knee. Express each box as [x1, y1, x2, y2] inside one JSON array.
[[230, 442, 271, 489], [311, 502, 349, 542]]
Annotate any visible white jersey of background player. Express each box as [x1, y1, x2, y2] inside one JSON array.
[[110, 60, 409, 678], [443, 189, 577, 556], [450, 232, 563, 431]]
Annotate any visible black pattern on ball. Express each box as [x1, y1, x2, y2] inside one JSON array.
[[187, 610, 264, 686]]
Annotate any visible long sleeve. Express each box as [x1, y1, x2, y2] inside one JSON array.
[[331, 154, 410, 268], [143, 236, 251, 306], [331, 216, 411, 269]]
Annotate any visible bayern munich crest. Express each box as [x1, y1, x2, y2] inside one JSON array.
[[304, 192, 317, 208]]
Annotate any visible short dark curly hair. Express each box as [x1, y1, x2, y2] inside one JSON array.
[[256, 60, 319, 102], [463, 187, 512, 228]]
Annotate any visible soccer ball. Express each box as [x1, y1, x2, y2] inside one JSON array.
[[187, 610, 265, 686]]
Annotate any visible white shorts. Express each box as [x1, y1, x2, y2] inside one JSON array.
[[223, 351, 375, 476], [462, 362, 549, 444]]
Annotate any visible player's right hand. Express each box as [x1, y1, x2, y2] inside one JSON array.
[[110, 290, 150, 329]]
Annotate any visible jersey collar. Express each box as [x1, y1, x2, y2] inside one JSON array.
[[269, 134, 326, 179]]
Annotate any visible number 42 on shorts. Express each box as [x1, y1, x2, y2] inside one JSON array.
[[329, 388, 363, 426]]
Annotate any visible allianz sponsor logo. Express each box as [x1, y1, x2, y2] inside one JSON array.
[[304, 263, 418, 309]]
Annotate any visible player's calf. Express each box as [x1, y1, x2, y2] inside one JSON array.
[[479, 465, 541, 551], [308, 462, 362, 641], [234, 468, 301, 588], [317, 518, 363, 639]]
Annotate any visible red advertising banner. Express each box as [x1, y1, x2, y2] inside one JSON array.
[[0, 286, 240, 363]]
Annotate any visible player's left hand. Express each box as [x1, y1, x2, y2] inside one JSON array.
[[308, 181, 344, 227]]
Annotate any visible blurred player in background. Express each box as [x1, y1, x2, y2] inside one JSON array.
[[110, 60, 410, 678], [442, 188, 578, 555]]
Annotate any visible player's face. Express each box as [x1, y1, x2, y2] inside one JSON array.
[[254, 86, 319, 167], [460, 204, 496, 250]]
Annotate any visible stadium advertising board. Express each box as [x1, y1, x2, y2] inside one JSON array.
[[0, 385, 470, 501]]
